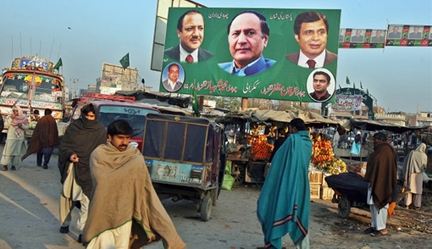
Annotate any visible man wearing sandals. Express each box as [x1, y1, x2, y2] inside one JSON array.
[[364, 132, 397, 237]]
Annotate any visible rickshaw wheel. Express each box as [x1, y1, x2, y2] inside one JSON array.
[[232, 164, 245, 186], [200, 196, 212, 221], [338, 196, 351, 219]]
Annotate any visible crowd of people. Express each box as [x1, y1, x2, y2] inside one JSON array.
[[0, 104, 429, 249]]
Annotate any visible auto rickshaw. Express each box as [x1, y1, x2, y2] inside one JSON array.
[[142, 113, 223, 221]]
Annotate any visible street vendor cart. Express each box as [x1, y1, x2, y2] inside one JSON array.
[[142, 113, 222, 221]]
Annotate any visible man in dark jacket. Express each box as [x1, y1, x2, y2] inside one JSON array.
[[58, 104, 106, 243]]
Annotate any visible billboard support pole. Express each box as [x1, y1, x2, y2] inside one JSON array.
[[241, 98, 248, 110]]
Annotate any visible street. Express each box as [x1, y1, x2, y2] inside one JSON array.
[[0, 145, 431, 249]]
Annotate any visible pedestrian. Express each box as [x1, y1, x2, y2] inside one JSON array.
[[58, 104, 106, 243], [21, 109, 59, 169], [83, 120, 186, 248], [403, 143, 427, 210], [0, 109, 4, 143], [257, 118, 312, 249], [1, 106, 29, 171], [269, 127, 288, 162], [363, 132, 397, 237]]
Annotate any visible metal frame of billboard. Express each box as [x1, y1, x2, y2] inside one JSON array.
[[151, 0, 205, 72]]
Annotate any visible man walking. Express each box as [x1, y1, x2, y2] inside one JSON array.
[[364, 132, 397, 237], [83, 120, 186, 248], [22, 109, 59, 169], [257, 118, 312, 249], [58, 104, 106, 243]]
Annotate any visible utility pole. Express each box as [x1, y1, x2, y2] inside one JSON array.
[[70, 78, 79, 99]]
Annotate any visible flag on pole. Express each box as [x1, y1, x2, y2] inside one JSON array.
[[367, 89, 369, 95], [339, 84, 342, 89], [353, 83, 356, 89], [119, 53, 130, 69], [54, 58, 63, 71], [360, 81, 363, 89], [346, 76, 351, 85], [192, 88, 200, 117]]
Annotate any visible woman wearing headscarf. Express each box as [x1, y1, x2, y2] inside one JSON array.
[[58, 104, 106, 242], [1, 106, 29, 171], [403, 143, 428, 210]]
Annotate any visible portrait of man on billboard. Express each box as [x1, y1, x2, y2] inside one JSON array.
[[162, 63, 184, 92], [388, 26, 401, 39], [371, 30, 385, 43], [308, 69, 334, 102], [218, 10, 276, 77], [286, 12, 337, 68], [165, 10, 214, 63]]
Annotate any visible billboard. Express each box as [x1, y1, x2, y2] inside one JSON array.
[[386, 25, 432, 47], [333, 94, 363, 111], [339, 29, 386, 48], [160, 8, 341, 103]]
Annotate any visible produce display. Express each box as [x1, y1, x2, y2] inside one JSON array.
[[250, 135, 274, 159], [311, 135, 347, 175]]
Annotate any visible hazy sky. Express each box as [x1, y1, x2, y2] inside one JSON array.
[[1, 0, 431, 113]]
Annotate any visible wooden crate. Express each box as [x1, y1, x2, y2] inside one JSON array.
[[310, 183, 321, 199], [309, 171, 323, 184], [322, 174, 329, 187], [321, 186, 335, 200]]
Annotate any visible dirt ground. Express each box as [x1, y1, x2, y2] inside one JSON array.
[[0, 146, 431, 249]]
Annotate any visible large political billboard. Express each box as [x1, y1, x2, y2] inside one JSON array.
[[386, 25, 432, 47], [160, 8, 341, 103]]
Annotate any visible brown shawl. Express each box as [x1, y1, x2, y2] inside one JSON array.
[[22, 114, 59, 161], [364, 142, 397, 209], [83, 142, 186, 249]]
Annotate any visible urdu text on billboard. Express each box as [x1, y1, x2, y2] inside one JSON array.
[[160, 8, 341, 103]]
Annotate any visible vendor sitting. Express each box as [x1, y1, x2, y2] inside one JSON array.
[[30, 110, 41, 122]]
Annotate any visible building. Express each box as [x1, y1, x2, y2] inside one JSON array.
[[96, 63, 145, 94]]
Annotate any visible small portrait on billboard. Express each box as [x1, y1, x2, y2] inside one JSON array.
[[371, 30, 385, 43], [162, 63, 185, 92], [351, 29, 364, 42], [339, 29, 344, 42], [165, 10, 214, 63], [388, 26, 401, 39], [218, 10, 276, 77], [286, 11, 337, 68], [307, 68, 335, 102], [409, 26, 422, 39]]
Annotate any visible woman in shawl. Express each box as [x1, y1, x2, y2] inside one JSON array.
[[403, 143, 428, 210], [58, 103, 106, 242], [1, 106, 29, 171]]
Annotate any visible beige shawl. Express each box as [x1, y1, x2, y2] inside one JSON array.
[[83, 142, 186, 249]]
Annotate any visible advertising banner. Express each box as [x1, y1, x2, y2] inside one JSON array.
[[386, 25, 432, 47], [332, 94, 363, 111], [160, 8, 341, 103], [339, 29, 386, 48]]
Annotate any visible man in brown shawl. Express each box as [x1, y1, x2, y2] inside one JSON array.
[[403, 143, 427, 210], [364, 132, 397, 237], [58, 104, 106, 243], [83, 120, 186, 249], [22, 109, 59, 169]]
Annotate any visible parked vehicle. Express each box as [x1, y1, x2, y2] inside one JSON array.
[[142, 113, 223, 221]]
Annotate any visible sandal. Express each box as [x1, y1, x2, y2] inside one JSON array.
[[370, 230, 388, 237], [363, 227, 376, 233]]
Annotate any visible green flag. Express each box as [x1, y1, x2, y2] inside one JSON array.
[[192, 88, 200, 117], [339, 84, 342, 89], [119, 53, 130, 69], [346, 76, 350, 85], [367, 89, 369, 95], [54, 58, 63, 71], [360, 81, 363, 89], [353, 83, 356, 89]]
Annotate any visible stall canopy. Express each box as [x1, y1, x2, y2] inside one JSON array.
[[347, 118, 428, 133]]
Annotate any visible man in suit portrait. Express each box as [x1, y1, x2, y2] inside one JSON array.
[[371, 30, 385, 43], [218, 11, 276, 76], [388, 26, 401, 39], [409, 26, 422, 39], [339, 29, 344, 42], [286, 12, 337, 68], [162, 63, 183, 92], [309, 71, 332, 102], [351, 30, 364, 42], [165, 10, 213, 63]]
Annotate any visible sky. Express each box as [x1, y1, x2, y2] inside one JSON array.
[[1, 0, 431, 113]]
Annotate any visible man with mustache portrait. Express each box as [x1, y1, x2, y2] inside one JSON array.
[[165, 10, 214, 63]]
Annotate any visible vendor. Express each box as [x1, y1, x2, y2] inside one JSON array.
[[269, 128, 288, 162]]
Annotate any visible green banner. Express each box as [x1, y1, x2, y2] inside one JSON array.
[[338, 29, 385, 48], [386, 25, 432, 47], [160, 8, 341, 103]]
